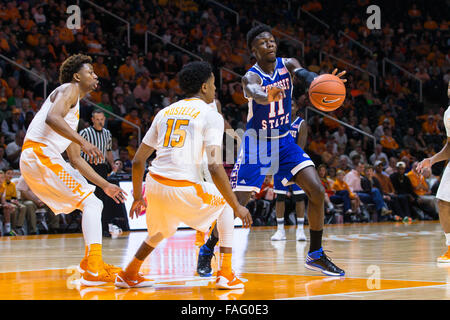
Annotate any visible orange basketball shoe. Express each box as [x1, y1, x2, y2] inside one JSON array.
[[78, 257, 122, 276], [216, 270, 244, 290], [115, 271, 155, 288], [437, 247, 450, 263]]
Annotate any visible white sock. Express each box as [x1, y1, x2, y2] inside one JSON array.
[[445, 233, 450, 246], [297, 218, 304, 228], [328, 202, 334, 210], [276, 218, 284, 231], [81, 194, 103, 246], [5, 223, 11, 233]]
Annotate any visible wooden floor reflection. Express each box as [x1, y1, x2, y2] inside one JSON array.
[[1, 221, 450, 300]]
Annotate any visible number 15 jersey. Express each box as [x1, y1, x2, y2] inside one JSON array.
[[142, 98, 224, 183]]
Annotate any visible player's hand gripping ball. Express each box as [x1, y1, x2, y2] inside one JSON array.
[[308, 69, 347, 112]]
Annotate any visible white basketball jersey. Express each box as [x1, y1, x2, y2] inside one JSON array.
[[142, 98, 224, 183], [25, 83, 80, 154], [444, 106, 450, 138]]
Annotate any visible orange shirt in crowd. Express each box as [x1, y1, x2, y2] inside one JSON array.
[[323, 115, 340, 130], [93, 62, 110, 79], [20, 18, 36, 31], [406, 171, 429, 196], [332, 179, 357, 199], [378, 115, 395, 127], [422, 121, 440, 135], [153, 78, 168, 91], [26, 33, 41, 47], [309, 140, 326, 155], [168, 78, 182, 95], [89, 90, 102, 103], [231, 90, 247, 106], [118, 64, 136, 82], [380, 135, 399, 150], [58, 28, 75, 43], [122, 115, 142, 136]]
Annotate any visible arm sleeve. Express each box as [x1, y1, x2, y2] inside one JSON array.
[[203, 110, 224, 147], [141, 111, 161, 149]]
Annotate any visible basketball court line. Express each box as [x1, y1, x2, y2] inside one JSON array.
[[282, 284, 448, 300]]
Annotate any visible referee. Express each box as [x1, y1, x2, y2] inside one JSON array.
[[80, 109, 114, 237]]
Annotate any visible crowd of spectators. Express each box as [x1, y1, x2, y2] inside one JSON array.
[[0, 0, 448, 234]]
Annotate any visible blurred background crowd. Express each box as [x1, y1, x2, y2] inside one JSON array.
[[0, 0, 448, 235]]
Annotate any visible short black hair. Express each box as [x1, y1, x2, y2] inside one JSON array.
[[246, 25, 272, 50], [178, 61, 213, 95], [92, 109, 104, 117], [59, 54, 92, 84]]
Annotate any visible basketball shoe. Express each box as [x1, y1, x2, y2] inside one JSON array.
[[271, 229, 286, 241], [216, 270, 244, 290], [305, 248, 345, 276], [78, 257, 122, 276], [296, 227, 306, 241], [114, 271, 155, 288], [437, 247, 450, 263]]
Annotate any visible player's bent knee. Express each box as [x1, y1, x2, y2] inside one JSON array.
[[145, 232, 165, 248], [81, 194, 103, 214]]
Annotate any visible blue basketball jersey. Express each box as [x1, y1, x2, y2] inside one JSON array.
[[245, 57, 293, 137], [289, 116, 304, 140]]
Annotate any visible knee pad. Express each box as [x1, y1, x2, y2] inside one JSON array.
[[217, 205, 234, 248], [81, 194, 103, 214]]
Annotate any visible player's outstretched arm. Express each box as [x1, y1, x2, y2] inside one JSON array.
[[417, 137, 450, 174], [242, 72, 283, 106], [46, 84, 104, 164], [66, 142, 127, 204], [129, 143, 155, 219], [285, 58, 347, 86], [206, 145, 252, 228]]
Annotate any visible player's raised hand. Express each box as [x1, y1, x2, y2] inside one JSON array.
[[416, 158, 432, 174], [130, 197, 146, 219], [81, 141, 104, 165], [104, 183, 127, 204], [331, 68, 347, 83], [234, 205, 253, 228], [267, 86, 284, 102]]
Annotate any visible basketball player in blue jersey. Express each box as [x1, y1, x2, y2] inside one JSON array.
[[271, 116, 308, 242], [197, 25, 346, 277]]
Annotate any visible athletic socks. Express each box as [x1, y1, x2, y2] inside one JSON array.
[[445, 233, 450, 246], [297, 218, 304, 228], [309, 229, 323, 253], [276, 218, 284, 230], [4, 222, 11, 233], [219, 252, 232, 274]]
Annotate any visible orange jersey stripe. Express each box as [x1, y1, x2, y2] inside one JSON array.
[[149, 173, 225, 206]]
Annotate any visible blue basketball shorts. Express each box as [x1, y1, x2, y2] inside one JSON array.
[[230, 131, 314, 193]]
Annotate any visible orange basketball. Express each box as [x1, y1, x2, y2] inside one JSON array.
[[308, 74, 346, 112]]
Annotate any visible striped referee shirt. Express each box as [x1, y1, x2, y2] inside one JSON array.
[[79, 126, 112, 164]]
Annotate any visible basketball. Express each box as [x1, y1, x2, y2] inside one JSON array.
[[308, 74, 346, 112]]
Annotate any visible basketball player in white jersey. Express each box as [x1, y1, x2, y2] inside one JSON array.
[[19, 54, 127, 286], [115, 61, 252, 289], [417, 81, 450, 262]]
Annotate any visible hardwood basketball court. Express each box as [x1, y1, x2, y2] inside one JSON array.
[[1, 221, 449, 300]]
